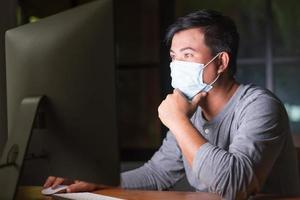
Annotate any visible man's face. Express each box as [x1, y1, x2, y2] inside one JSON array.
[[170, 28, 219, 84]]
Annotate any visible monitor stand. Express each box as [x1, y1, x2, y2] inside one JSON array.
[[0, 96, 44, 200]]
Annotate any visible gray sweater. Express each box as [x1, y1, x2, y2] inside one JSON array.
[[121, 84, 300, 199]]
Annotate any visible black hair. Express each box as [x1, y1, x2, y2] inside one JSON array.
[[165, 9, 239, 76]]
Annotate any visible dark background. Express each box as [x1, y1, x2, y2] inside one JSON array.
[[0, 0, 300, 163]]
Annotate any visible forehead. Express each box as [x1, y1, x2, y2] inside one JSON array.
[[170, 28, 207, 52]]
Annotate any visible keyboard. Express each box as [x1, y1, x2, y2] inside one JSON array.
[[52, 192, 125, 200]]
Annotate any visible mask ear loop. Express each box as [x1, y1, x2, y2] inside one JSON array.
[[202, 52, 222, 87], [203, 52, 222, 68], [209, 73, 220, 87]]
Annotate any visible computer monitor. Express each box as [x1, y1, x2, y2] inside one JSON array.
[[0, 0, 119, 198]]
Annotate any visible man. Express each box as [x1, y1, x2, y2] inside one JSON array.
[[44, 10, 300, 199]]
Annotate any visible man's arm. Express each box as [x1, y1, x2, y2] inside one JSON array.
[[158, 89, 207, 166], [43, 131, 185, 192], [191, 96, 287, 199], [158, 90, 288, 199], [121, 132, 185, 190]]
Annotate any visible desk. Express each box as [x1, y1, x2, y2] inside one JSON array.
[[16, 187, 220, 200], [16, 186, 300, 200]]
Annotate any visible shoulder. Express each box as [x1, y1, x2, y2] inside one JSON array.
[[235, 84, 288, 126], [239, 84, 279, 102], [237, 84, 284, 111]]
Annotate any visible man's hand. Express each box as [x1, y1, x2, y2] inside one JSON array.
[[43, 176, 102, 193], [158, 89, 207, 130], [158, 90, 208, 166]]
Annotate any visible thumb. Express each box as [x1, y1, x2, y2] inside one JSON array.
[[191, 92, 207, 106], [67, 182, 97, 193], [67, 183, 83, 193]]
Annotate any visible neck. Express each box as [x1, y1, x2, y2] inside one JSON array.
[[201, 77, 239, 121]]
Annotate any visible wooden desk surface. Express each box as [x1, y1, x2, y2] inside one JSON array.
[[16, 186, 300, 200], [16, 186, 220, 200]]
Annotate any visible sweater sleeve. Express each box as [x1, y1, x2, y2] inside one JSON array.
[[192, 95, 288, 199], [121, 132, 185, 190]]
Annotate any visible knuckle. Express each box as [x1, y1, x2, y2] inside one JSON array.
[[158, 104, 162, 111]]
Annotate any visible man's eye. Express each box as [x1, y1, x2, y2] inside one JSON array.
[[184, 53, 193, 59]]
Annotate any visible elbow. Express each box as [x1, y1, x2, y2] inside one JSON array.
[[206, 157, 257, 200], [212, 179, 249, 200]]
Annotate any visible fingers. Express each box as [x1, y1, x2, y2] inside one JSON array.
[[173, 89, 189, 100], [192, 92, 207, 106], [173, 88, 207, 106], [173, 88, 183, 96], [51, 177, 66, 188], [43, 176, 66, 188], [43, 176, 56, 188], [67, 181, 97, 193]]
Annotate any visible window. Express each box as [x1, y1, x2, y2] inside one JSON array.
[[175, 0, 300, 135]]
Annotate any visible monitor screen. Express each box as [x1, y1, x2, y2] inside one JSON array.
[[2, 0, 119, 197]]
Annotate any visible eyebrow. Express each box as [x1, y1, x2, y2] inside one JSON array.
[[170, 47, 197, 53]]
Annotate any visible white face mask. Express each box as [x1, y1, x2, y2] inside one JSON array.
[[170, 53, 220, 100]]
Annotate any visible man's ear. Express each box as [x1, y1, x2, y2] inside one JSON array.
[[217, 52, 230, 74]]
